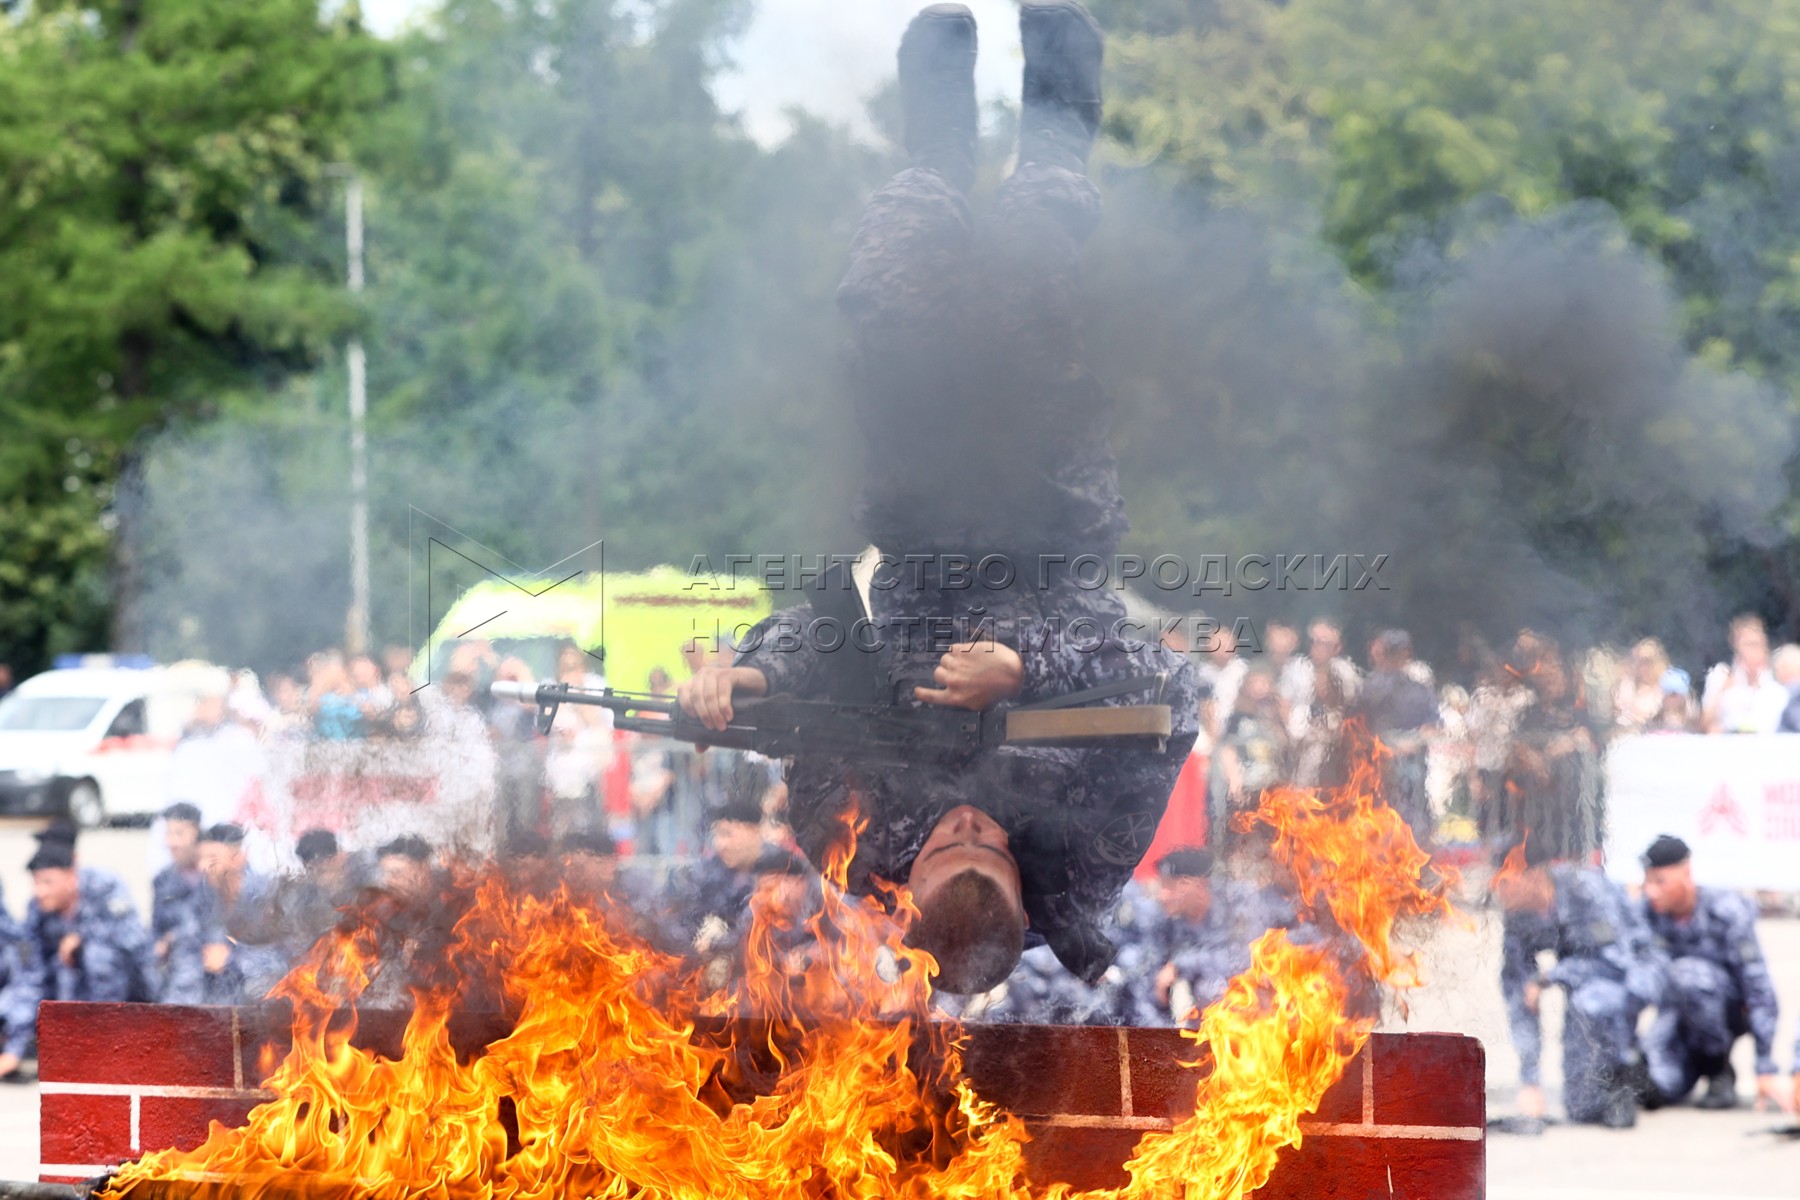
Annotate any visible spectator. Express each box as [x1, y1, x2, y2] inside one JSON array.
[[1773, 643, 1800, 734], [1, 827, 156, 1081], [1501, 632, 1602, 861], [1211, 666, 1289, 851], [1196, 621, 1247, 749], [1700, 614, 1788, 734], [543, 649, 611, 839], [307, 651, 363, 740], [1652, 668, 1697, 733], [196, 823, 286, 1005], [1353, 629, 1438, 845], [0, 663, 13, 701], [1283, 617, 1361, 786], [150, 803, 209, 1004], [489, 658, 546, 846], [166, 685, 263, 831], [263, 672, 309, 739], [1613, 639, 1672, 733], [349, 655, 394, 726]]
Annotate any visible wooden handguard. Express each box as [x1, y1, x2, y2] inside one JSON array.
[[1003, 704, 1173, 744]]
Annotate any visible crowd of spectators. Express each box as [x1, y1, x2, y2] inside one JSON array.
[[1189, 612, 1800, 867]]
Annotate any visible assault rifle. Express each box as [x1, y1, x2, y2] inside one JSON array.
[[489, 677, 1174, 767]]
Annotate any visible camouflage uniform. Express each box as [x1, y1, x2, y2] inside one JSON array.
[[150, 862, 210, 1005], [198, 870, 290, 1006], [661, 855, 758, 956], [4, 869, 156, 1060], [1502, 864, 1665, 1123], [836, 162, 1123, 560], [1160, 881, 1299, 1024], [738, 160, 1200, 985], [1640, 888, 1780, 1101], [0, 884, 23, 1058]]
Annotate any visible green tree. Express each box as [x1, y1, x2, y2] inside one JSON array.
[[0, 0, 387, 673]]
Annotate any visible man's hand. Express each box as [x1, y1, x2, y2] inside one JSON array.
[[0, 1052, 20, 1080], [1518, 1084, 1546, 1119], [156, 933, 172, 961], [914, 641, 1023, 711], [677, 665, 769, 732], [1754, 1073, 1789, 1113], [1523, 980, 1542, 1014], [57, 932, 82, 968], [1153, 961, 1177, 1005], [203, 942, 232, 974], [1791, 1072, 1800, 1116]]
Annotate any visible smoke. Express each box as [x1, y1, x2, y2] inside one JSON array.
[[115, 5, 1797, 684], [1084, 183, 1795, 668]]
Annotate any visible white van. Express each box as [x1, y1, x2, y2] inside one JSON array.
[[0, 664, 210, 826]]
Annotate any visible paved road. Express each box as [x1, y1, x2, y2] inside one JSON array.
[[1, 819, 1798, 1192]]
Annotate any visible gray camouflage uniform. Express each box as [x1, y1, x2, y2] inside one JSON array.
[[1502, 864, 1665, 1122], [735, 161, 1199, 985], [4, 869, 156, 1060], [1640, 887, 1780, 1100]]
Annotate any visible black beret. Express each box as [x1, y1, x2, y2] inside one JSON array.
[[294, 829, 339, 865], [163, 802, 203, 827], [752, 846, 811, 878], [1642, 834, 1691, 870], [200, 822, 245, 846], [709, 799, 764, 827], [558, 829, 617, 857], [1157, 847, 1215, 879], [377, 834, 433, 863], [28, 839, 75, 871]]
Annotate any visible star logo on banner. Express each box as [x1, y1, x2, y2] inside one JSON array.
[[1698, 783, 1748, 837]]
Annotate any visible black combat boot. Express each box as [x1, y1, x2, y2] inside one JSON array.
[[1694, 1058, 1738, 1110], [898, 4, 979, 193], [1018, 0, 1104, 171]]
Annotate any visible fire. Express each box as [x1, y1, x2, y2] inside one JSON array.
[[105, 739, 1449, 1200]]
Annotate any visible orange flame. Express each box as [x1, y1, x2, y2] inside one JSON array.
[[106, 741, 1450, 1200]]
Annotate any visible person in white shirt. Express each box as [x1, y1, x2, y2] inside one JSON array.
[[1700, 614, 1789, 734]]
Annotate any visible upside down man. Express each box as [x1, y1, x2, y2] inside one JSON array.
[[680, 1, 1200, 995]]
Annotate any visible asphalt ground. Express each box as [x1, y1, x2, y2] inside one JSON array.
[[1, 819, 1797, 1193]]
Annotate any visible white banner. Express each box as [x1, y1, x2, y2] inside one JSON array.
[[1604, 734, 1800, 890]]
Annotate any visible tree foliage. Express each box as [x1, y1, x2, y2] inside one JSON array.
[[0, 0, 388, 672]]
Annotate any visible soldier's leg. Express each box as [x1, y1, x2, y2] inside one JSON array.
[[1643, 1005, 1705, 1104], [974, 0, 1126, 556], [1663, 955, 1743, 1108], [1563, 979, 1637, 1125]]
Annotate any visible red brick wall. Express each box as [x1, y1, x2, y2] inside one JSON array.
[[38, 1002, 1483, 1196]]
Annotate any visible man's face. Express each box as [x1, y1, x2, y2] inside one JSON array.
[[32, 866, 79, 915], [1159, 875, 1212, 922], [1733, 625, 1769, 672], [199, 842, 244, 886], [307, 853, 347, 891], [1266, 624, 1299, 663], [350, 657, 381, 689], [1309, 624, 1341, 664], [1643, 861, 1697, 917], [711, 820, 763, 871], [381, 855, 433, 902], [908, 805, 1022, 917], [165, 819, 201, 870]]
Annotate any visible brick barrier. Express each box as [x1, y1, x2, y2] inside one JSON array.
[[37, 1002, 1484, 1196]]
